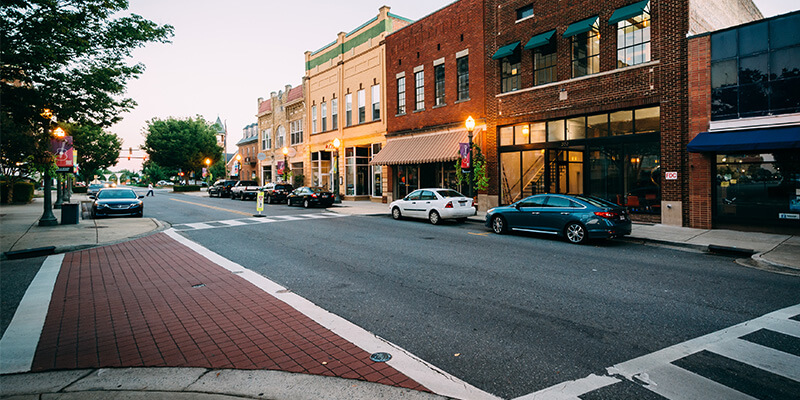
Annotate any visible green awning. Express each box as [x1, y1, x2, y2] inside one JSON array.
[[562, 16, 599, 38], [609, 0, 650, 25], [491, 41, 520, 60], [524, 29, 556, 50]]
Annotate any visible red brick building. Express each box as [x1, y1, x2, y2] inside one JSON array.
[[483, 0, 760, 225], [376, 0, 487, 202]]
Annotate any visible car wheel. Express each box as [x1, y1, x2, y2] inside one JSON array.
[[303, 199, 310, 208], [429, 210, 441, 225], [491, 215, 507, 234], [565, 222, 587, 244], [391, 207, 402, 220]]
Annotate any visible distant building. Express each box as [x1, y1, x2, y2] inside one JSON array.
[[234, 123, 259, 181], [257, 84, 305, 186]]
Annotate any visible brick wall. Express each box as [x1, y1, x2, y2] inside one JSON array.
[[688, 35, 713, 228]]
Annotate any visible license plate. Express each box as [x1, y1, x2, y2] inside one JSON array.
[[620, 215, 626, 220]]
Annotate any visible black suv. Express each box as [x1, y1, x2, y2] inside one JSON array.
[[261, 183, 293, 204], [208, 179, 238, 198]]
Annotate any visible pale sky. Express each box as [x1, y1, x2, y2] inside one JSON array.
[[110, 0, 797, 172]]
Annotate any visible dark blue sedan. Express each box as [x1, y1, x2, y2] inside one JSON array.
[[485, 194, 631, 244]]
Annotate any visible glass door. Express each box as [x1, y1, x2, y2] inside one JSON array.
[[548, 149, 584, 195]]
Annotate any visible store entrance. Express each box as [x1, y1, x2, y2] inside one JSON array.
[[548, 149, 584, 195]]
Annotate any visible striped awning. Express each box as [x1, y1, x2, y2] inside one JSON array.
[[370, 129, 475, 166]]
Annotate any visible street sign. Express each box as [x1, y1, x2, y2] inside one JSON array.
[[253, 191, 266, 217], [257, 152, 266, 161]]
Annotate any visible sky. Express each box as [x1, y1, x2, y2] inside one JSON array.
[[110, 0, 797, 172]]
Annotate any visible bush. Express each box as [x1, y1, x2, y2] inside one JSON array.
[[173, 185, 200, 192], [72, 186, 88, 193], [0, 181, 35, 204]]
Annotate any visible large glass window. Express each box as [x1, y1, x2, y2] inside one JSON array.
[[331, 98, 338, 130], [415, 71, 425, 110], [434, 64, 445, 106], [345, 146, 370, 196], [276, 125, 285, 148], [371, 84, 380, 120], [501, 51, 521, 93], [371, 143, 382, 197], [263, 128, 271, 150], [534, 42, 557, 86], [358, 89, 366, 124], [290, 120, 303, 145], [711, 13, 800, 120], [617, 2, 651, 68], [516, 4, 533, 20], [457, 55, 469, 101], [345, 93, 352, 126], [320, 102, 327, 132], [572, 28, 600, 77], [397, 77, 406, 114]]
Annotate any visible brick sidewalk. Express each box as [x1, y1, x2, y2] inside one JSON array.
[[31, 233, 427, 391]]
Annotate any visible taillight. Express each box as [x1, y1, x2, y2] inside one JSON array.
[[445, 201, 453, 208], [594, 211, 619, 219], [312, 194, 318, 198]]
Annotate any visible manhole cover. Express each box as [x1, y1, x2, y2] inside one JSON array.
[[191, 283, 206, 288], [370, 352, 392, 362]]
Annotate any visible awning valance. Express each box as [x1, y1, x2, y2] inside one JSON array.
[[563, 16, 599, 37], [687, 126, 800, 153], [608, 0, 650, 25], [491, 41, 520, 60], [524, 29, 556, 50], [370, 129, 473, 166]]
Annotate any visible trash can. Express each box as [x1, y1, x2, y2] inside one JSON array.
[[61, 203, 80, 225]]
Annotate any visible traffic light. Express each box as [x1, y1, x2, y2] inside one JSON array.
[[128, 147, 132, 160]]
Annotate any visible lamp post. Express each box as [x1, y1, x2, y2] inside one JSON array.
[[53, 127, 67, 209], [234, 153, 242, 180], [332, 138, 341, 203], [38, 110, 58, 226], [204, 158, 211, 184], [465, 116, 475, 198], [281, 146, 289, 183]]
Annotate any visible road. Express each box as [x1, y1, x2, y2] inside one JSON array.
[[136, 188, 800, 399]]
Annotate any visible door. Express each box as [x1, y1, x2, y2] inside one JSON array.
[[548, 150, 584, 195], [508, 195, 549, 231], [401, 190, 424, 218], [540, 195, 583, 233]]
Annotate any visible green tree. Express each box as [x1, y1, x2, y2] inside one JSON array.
[[208, 157, 227, 183], [141, 160, 175, 184], [67, 123, 123, 184], [454, 143, 490, 194], [143, 116, 222, 185]]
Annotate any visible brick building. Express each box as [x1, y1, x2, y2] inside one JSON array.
[[483, 0, 761, 225], [376, 0, 488, 204], [234, 123, 259, 181], [257, 84, 305, 186], [304, 7, 412, 201], [687, 10, 800, 232]]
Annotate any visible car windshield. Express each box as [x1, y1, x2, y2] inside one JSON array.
[[97, 190, 137, 199], [572, 194, 618, 208], [309, 187, 326, 193], [89, 184, 102, 189], [436, 189, 465, 198]]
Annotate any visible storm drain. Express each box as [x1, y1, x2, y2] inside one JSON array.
[[370, 352, 392, 362]]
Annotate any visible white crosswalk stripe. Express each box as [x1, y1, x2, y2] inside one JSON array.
[[173, 213, 347, 232], [515, 303, 800, 400]]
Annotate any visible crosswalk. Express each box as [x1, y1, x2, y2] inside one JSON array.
[[518, 303, 800, 400], [171, 212, 347, 231]]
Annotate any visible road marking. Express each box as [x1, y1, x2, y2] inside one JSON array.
[[164, 229, 499, 400], [640, 363, 757, 400], [468, 232, 490, 236], [516, 374, 619, 400], [169, 198, 253, 216], [172, 213, 347, 232], [0, 254, 64, 374], [185, 222, 214, 230]]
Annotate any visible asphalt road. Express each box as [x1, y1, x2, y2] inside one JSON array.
[[133, 190, 800, 398]]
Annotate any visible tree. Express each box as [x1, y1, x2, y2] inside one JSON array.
[[141, 160, 175, 184], [68, 124, 122, 184], [143, 116, 223, 185], [454, 143, 490, 195]]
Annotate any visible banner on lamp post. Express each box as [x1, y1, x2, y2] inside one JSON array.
[[276, 161, 285, 176], [459, 142, 471, 170], [51, 136, 74, 167]]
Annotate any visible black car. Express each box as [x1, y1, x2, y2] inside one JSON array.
[[90, 188, 144, 218], [261, 182, 293, 204], [208, 179, 237, 198], [485, 194, 631, 244], [286, 186, 335, 208]]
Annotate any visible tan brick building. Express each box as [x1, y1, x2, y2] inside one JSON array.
[[304, 6, 412, 201], [257, 84, 306, 186]]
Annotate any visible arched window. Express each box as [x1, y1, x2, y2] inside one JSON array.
[[276, 125, 286, 148]]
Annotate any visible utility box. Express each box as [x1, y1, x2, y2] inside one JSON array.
[[61, 203, 80, 225]]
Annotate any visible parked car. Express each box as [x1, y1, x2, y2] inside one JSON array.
[[286, 186, 335, 208], [485, 194, 631, 244], [156, 180, 174, 186], [230, 180, 260, 200], [389, 188, 475, 225], [208, 179, 237, 197], [87, 182, 112, 196], [90, 188, 144, 218], [261, 183, 294, 204]]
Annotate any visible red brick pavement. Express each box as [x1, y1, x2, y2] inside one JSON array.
[[31, 233, 427, 391]]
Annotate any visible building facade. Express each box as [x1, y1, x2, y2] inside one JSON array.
[[483, 0, 761, 225], [377, 0, 488, 204], [304, 6, 412, 201], [234, 123, 259, 181], [257, 84, 306, 186], [687, 10, 800, 232]]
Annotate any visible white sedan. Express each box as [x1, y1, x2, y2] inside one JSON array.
[[389, 188, 476, 225]]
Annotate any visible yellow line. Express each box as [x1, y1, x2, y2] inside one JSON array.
[[468, 232, 490, 236], [169, 198, 254, 216]]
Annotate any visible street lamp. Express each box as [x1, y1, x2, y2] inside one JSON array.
[[53, 127, 68, 209], [281, 146, 289, 183], [332, 138, 341, 203], [204, 158, 211, 183], [465, 116, 475, 198], [38, 109, 58, 226]]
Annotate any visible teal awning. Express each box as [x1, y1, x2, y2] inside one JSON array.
[[491, 41, 520, 60], [524, 29, 556, 50], [563, 16, 599, 37], [609, 0, 650, 25]]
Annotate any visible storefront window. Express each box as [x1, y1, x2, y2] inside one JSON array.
[[567, 117, 586, 140], [345, 147, 370, 196], [586, 114, 608, 138], [547, 119, 565, 142], [311, 152, 331, 189], [610, 110, 633, 136], [371, 143, 382, 197], [635, 107, 660, 134], [501, 152, 522, 204], [500, 126, 514, 146]]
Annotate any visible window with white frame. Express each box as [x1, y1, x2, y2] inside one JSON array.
[[457, 56, 469, 101], [345, 93, 352, 126], [358, 89, 365, 123], [434, 64, 445, 106], [276, 125, 285, 148], [311, 105, 317, 134], [415, 71, 424, 110], [290, 119, 303, 145], [263, 128, 272, 150], [371, 84, 380, 120], [397, 77, 406, 114], [321, 102, 327, 132], [331, 98, 338, 130]]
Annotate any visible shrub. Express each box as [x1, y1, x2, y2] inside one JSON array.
[[0, 181, 35, 204], [173, 185, 200, 192]]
